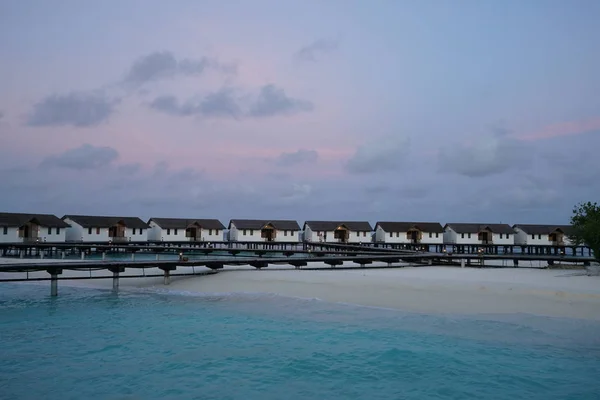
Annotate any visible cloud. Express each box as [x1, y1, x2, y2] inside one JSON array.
[[346, 136, 410, 174], [249, 85, 314, 117], [477, 175, 562, 214], [198, 88, 243, 118], [149, 88, 242, 119], [540, 146, 600, 188], [279, 183, 312, 201], [117, 163, 142, 175], [520, 117, 600, 141], [398, 184, 430, 199], [26, 91, 118, 127], [489, 120, 512, 137], [125, 51, 179, 85], [364, 182, 429, 199], [149, 95, 182, 115], [123, 51, 235, 87], [150, 84, 312, 119], [40, 144, 119, 170], [295, 39, 339, 62], [276, 149, 319, 166], [438, 133, 531, 178]]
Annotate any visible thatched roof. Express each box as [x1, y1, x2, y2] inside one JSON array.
[[0, 212, 70, 228], [444, 223, 514, 234], [63, 215, 148, 229], [513, 224, 574, 235], [376, 221, 443, 233], [303, 221, 373, 231], [149, 218, 225, 230], [229, 219, 300, 230]]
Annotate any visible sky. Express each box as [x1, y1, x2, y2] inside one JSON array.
[[0, 0, 599, 225]]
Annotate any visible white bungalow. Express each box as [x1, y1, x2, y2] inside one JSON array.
[[374, 221, 444, 244], [443, 223, 514, 245], [62, 215, 148, 242], [228, 219, 301, 242], [513, 224, 573, 246], [147, 218, 225, 242], [303, 221, 373, 244], [0, 212, 69, 243]]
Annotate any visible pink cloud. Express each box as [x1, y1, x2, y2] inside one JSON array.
[[519, 117, 600, 141], [137, 144, 353, 179]]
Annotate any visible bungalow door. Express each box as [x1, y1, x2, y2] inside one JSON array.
[[407, 230, 420, 244], [478, 231, 491, 244]]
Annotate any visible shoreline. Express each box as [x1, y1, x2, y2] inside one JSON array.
[[3, 261, 600, 321]]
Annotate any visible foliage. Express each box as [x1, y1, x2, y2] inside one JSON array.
[[570, 201, 600, 261]]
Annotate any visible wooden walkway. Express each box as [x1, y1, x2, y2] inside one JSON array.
[[0, 249, 595, 296]]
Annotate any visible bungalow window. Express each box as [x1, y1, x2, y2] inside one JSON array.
[[284, 230, 288, 236], [250, 230, 254, 235], [48, 227, 52, 235], [2, 226, 7, 235], [506, 234, 510, 238], [243, 230, 247, 236], [363, 232, 367, 237], [429, 232, 432, 238], [538, 234, 541, 239], [468, 233, 472, 239], [133, 228, 137, 235], [140, 229, 144, 235], [390, 232, 393, 238], [461, 233, 465, 239], [57, 228, 61, 235], [215, 230, 219, 235], [357, 231, 360, 237], [396, 232, 399, 237], [167, 229, 171, 235], [88, 228, 93, 235], [499, 234, 503, 239], [531, 234, 535, 239], [96, 227, 100, 235], [435, 233, 439, 238], [174, 229, 178, 235], [209, 229, 213, 235]]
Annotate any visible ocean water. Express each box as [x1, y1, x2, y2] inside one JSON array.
[[1, 284, 599, 400]]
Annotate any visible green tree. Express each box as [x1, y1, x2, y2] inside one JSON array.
[[570, 201, 600, 261]]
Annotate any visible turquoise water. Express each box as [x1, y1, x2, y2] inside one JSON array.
[[1, 284, 599, 400]]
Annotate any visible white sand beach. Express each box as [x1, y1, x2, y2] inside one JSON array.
[[2, 259, 600, 321]]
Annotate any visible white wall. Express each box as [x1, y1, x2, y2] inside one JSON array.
[[513, 228, 528, 245], [375, 226, 443, 244], [422, 231, 444, 244], [513, 227, 572, 246], [64, 218, 147, 242], [492, 233, 513, 245], [303, 226, 318, 242], [229, 224, 298, 242], [374, 226, 386, 242], [0, 226, 67, 243], [443, 227, 513, 245], [0, 227, 20, 243], [276, 229, 299, 242], [304, 226, 370, 243], [147, 221, 162, 241], [148, 221, 223, 242], [64, 218, 84, 241], [443, 228, 457, 244], [304, 227, 337, 242], [348, 230, 371, 243], [37, 226, 66, 242]]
